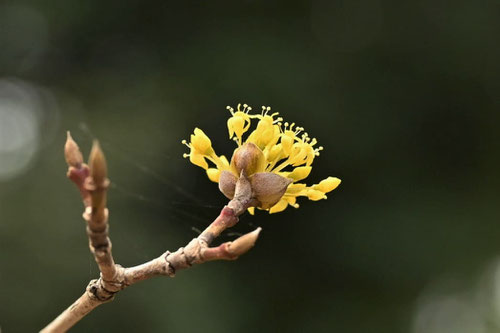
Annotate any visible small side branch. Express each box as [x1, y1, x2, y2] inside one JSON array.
[[41, 133, 261, 333]]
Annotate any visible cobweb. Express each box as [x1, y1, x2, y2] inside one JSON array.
[[72, 122, 263, 277], [76, 122, 255, 238]]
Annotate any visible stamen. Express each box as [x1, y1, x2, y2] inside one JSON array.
[[226, 106, 235, 115], [272, 160, 290, 173], [182, 153, 189, 158], [260, 106, 272, 116], [238, 103, 250, 113], [314, 146, 323, 156]]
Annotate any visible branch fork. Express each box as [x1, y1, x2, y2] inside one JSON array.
[[41, 132, 262, 332]]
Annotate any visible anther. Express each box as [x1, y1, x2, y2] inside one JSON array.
[[273, 117, 283, 124]]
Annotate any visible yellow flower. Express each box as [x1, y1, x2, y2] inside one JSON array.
[[183, 103, 341, 214]]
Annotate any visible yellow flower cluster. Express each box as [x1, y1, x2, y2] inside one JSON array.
[[182, 103, 341, 214]]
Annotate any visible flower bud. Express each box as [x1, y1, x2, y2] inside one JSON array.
[[231, 142, 266, 176], [64, 131, 83, 168], [250, 172, 293, 209], [287, 166, 312, 181], [307, 189, 326, 201], [315, 177, 341, 193]]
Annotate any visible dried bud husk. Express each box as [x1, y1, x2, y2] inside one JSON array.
[[250, 172, 293, 209], [219, 170, 238, 199], [64, 131, 83, 168], [231, 142, 266, 176]]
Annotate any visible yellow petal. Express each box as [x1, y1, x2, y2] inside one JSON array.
[[232, 116, 246, 138], [247, 207, 255, 215], [287, 166, 312, 181], [266, 144, 283, 163], [315, 177, 341, 193], [220, 155, 229, 166], [206, 168, 220, 182], [189, 152, 208, 169], [227, 118, 235, 138], [289, 143, 308, 166], [281, 134, 294, 155], [191, 128, 212, 153], [284, 196, 296, 205], [285, 183, 307, 196], [269, 199, 288, 214]]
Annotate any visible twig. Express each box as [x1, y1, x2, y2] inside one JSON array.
[[40, 133, 261, 333]]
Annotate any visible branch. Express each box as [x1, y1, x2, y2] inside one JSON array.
[[41, 133, 261, 333]]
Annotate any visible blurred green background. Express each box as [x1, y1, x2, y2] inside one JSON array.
[[1, 0, 500, 332]]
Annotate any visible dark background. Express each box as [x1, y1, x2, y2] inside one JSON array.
[[1, 1, 500, 332]]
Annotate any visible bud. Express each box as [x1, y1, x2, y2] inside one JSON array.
[[250, 172, 293, 209], [219, 170, 238, 199], [287, 166, 312, 181], [89, 140, 108, 186], [231, 142, 266, 176], [227, 227, 262, 257], [64, 131, 83, 168], [307, 189, 326, 201]]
